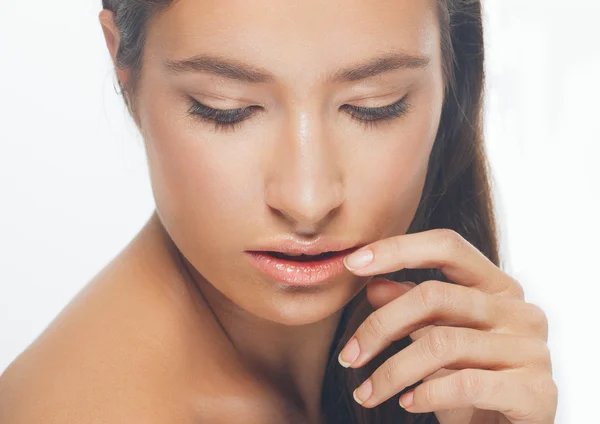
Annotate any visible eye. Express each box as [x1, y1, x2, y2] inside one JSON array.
[[340, 95, 412, 130], [187, 94, 411, 133], [187, 99, 260, 133]]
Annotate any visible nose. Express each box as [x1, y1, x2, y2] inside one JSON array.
[[265, 111, 345, 234]]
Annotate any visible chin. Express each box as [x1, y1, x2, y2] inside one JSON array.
[[248, 277, 364, 327]]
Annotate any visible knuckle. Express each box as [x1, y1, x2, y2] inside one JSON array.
[[510, 375, 558, 422], [526, 303, 549, 339], [417, 280, 450, 310], [530, 339, 553, 372], [424, 327, 453, 361], [499, 276, 525, 300], [456, 369, 486, 402], [392, 235, 405, 256], [382, 357, 403, 389], [530, 374, 558, 399], [364, 310, 390, 342], [421, 378, 437, 406], [513, 278, 526, 300], [437, 228, 466, 254]]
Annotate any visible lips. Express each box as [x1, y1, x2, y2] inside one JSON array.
[[265, 251, 338, 262], [245, 247, 360, 286]]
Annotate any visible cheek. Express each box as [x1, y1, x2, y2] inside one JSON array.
[[140, 102, 259, 257], [347, 112, 438, 237], [354, 150, 430, 239]]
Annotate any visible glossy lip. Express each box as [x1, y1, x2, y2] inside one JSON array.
[[245, 246, 361, 286], [248, 238, 366, 256]]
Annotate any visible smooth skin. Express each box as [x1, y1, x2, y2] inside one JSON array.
[[1, 213, 302, 424], [0, 0, 557, 423], [340, 229, 557, 423]]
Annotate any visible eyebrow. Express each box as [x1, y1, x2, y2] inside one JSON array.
[[163, 51, 431, 84]]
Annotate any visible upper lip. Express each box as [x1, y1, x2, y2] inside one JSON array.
[[247, 237, 366, 256]]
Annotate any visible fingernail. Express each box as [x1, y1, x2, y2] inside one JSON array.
[[338, 337, 360, 368], [344, 249, 373, 270], [399, 389, 414, 409], [353, 378, 373, 405]]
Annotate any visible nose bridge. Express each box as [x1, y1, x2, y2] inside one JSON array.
[[266, 102, 345, 230]]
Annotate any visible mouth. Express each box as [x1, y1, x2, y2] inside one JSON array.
[[264, 250, 341, 262], [245, 247, 361, 286]]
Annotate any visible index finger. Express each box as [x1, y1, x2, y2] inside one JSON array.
[[343, 228, 524, 300]]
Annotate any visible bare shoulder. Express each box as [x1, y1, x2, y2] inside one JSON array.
[[0, 214, 274, 423]]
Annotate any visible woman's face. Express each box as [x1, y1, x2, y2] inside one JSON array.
[[133, 0, 445, 325]]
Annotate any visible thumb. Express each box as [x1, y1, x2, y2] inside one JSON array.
[[365, 277, 417, 309]]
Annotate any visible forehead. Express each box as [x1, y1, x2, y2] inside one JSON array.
[[146, 0, 441, 85]]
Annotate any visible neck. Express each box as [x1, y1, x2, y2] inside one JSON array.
[[179, 253, 345, 423]]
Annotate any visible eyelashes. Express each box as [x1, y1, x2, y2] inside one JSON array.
[[186, 95, 412, 133], [186, 101, 260, 133], [341, 96, 411, 131]]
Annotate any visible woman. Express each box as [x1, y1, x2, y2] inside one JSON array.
[[0, 0, 557, 423]]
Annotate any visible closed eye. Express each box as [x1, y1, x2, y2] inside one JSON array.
[[341, 95, 411, 130], [187, 95, 412, 133]]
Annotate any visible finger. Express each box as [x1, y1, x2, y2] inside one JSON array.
[[342, 280, 548, 368], [365, 279, 434, 345], [339, 281, 507, 368], [343, 228, 524, 300], [365, 278, 417, 309], [404, 295, 549, 344], [398, 368, 558, 424], [351, 327, 552, 409]]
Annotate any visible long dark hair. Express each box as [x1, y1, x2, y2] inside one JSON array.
[[101, 1, 495, 422]]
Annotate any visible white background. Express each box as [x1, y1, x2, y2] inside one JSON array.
[[1, 1, 599, 422]]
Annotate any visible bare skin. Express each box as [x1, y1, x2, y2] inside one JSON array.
[[0, 212, 301, 423], [0, 0, 445, 422]]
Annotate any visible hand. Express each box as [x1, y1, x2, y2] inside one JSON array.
[[337, 228, 557, 424]]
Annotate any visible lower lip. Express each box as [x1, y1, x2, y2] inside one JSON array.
[[245, 248, 359, 286]]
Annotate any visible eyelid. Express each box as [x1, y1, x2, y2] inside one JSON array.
[[188, 90, 410, 120], [355, 90, 407, 103], [191, 88, 408, 109], [191, 97, 252, 112], [189, 94, 408, 113], [345, 94, 408, 110], [187, 93, 410, 133]]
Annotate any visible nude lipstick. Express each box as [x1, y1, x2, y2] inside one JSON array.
[[245, 247, 360, 286]]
